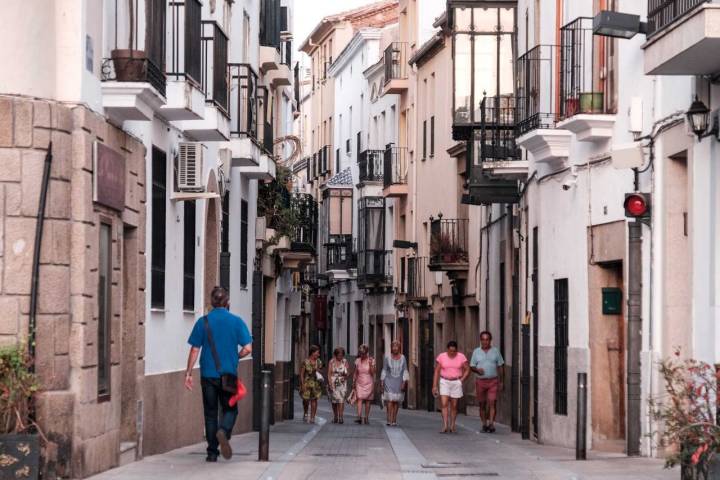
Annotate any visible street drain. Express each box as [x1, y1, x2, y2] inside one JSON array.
[[311, 453, 366, 457], [435, 474, 499, 478]]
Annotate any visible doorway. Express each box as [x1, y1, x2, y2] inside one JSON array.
[[589, 261, 626, 452]]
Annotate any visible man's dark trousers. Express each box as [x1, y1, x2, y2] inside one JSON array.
[[201, 377, 238, 456]]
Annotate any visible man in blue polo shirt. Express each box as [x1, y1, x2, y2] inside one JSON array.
[[184, 286, 252, 462], [470, 331, 504, 433]]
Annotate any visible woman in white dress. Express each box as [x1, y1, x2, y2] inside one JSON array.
[[327, 347, 349, 423], [381, 340, 409, 426]]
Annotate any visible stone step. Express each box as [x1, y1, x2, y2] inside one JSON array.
[[119, 442, 137, 466]]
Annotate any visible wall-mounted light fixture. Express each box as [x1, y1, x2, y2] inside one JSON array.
[[686, 96, 719, 141], [592, 11, 647, 39]]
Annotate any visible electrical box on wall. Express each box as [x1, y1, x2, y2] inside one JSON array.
[[602, 288, 623, 315]]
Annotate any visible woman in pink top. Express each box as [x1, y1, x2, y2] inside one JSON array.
[[353, 344, 376, 424], [432, 341, 470, 433]]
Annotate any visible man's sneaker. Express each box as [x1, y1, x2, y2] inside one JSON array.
[[206, 454, 218, 462], [216, 430, 232, 460]]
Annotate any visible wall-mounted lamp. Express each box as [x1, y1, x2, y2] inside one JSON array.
[[592, 11, 647, 39], [686, 96, 719, 141]]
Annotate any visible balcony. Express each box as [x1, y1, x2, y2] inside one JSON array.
[[279, 193, 318, 269], [429, 218, 469, 272], [556, 18, 616, 142], [260, 45, 282, 74], [357, 250, 393, 288], [383, 42, 409, 94], [325, 236, 356, 280], [464, 96, 523, 204], [177, 21, 230, 141], [222, 64, 260, 167], [161, 0, 205, 121], [101, 0, 166, 122], [383, 145, 408, 197], [237, 152, 276, 180], [644, 0, 720, 75], [358, 149, 384, 185], [515, 45, 572, 167], [407, 256, 427, 302]]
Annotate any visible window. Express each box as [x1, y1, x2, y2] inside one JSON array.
[[151, 147, 166, 308], [554, 278, 569, 415], [356, 131, 361, 156], [98, 222, 112, 399], [400, 257, 406, 293], [220, 193, 231, 290], [242, 11, 250, 63], [335, 148, 340, 173], [430, 116, 435, 156], [422, 120, 427, 159], [346, 138, 351, 155], [183, 202, 196, 311], [240, 199, 249, 287]]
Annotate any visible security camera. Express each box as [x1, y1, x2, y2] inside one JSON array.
[[562, 177, 577, 191]]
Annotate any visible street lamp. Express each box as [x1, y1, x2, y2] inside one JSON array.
[[592, 10, 647, 39], [686, 96, 715, 140]]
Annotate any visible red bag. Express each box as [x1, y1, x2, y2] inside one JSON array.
[[229, 378, 247, 407]]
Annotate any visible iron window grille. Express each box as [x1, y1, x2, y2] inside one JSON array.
[[516, 44, 560, 137], [240, 199, 249, 288], [200, 21, 229, 113], [151, 147, 167, 309], [229, 64, 259, 139], [429, 218, 469, 268], [554, 278, 569, 416], [183, 201, 196, 311], [384, 42, 408, 83], [358, 150, 385, 183], [383, 145, 408, 188], [647, 0, 710, 37]]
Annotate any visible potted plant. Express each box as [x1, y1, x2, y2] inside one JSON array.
[[257, 166, 301, 253], [649, 351, 720, 480], [111, 0, 147, 82], [0, 343, 41, 480]]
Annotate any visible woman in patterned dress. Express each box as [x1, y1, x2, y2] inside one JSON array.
[[299, 345, 323, 423], [327, 347, 350, 423], [381, 340, 409, 426], [353, 344, 376, 424]]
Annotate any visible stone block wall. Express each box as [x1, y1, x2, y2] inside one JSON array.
[[0, 95, 146, 479]]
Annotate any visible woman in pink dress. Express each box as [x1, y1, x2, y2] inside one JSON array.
[[353, 344, 376, 424], [432, 340, 470, 433]]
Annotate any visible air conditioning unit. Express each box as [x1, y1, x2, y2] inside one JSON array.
[[177, 142, 204, 191]]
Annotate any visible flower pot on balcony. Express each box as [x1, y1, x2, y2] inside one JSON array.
[[0, 433, 40, 479], [579, 92, 604, 114], [111, 49, 147, 82]]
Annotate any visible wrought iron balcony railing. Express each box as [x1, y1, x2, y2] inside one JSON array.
[[228, 64, 259, 139], [102, 0, 167, 97], [647, 0, 711, 37], [358, 150, 384, 183], [201, 21, 229, 113], [383, 145, 408, 188], [516, 45, 560, 137], [384, 42, 408, 83], [559, 17, 616, 120], [325, 235, 356, 271], [167, 0, 202, 86], [429, 218, 469, 269], [358, 250, 393, 285], [290, 193, 318, 253]]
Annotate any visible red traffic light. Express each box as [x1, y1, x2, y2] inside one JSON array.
[[624, 193, 651, 218]]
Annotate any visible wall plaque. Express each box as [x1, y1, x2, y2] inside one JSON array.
[[93, 142, 126, 212]]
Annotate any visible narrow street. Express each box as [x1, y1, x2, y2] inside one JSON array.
[[89, 399, 676, 480]]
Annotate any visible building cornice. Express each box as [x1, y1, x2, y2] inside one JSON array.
[[328, 29, 383, 77]]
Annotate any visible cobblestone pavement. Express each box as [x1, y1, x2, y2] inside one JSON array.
[[90, 399, 678, 480]]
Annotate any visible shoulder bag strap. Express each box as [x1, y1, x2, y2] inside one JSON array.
[[203, 316, 223, 374]]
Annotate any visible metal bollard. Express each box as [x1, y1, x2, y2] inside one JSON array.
[[259, 370, 271, 461], [576, 373, 587, 460]]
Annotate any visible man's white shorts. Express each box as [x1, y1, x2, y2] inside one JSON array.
[[439, 378, 463, 398]]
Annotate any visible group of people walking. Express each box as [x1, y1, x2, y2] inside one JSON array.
[[298, 331, 503, 433], [299, 341, 409, 426]]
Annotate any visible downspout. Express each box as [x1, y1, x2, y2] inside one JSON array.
[[29, 143, 53, 368]]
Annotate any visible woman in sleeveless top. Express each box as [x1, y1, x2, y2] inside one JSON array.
[[381, 340, 409, 426], [300, 345, 323, 423], [353, 344, 376, 424], [327, 347, 349, 423]]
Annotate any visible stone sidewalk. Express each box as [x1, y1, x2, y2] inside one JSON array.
[[89, 400, 679, 480]]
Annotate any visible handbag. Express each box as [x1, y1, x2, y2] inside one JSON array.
[[203, 316, 238, 395], [347, 389, 357, 405], [228, 378, 247, 407]]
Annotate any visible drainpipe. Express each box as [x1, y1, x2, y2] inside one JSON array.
[[627, 219, 643, 456], [29, 143, 53, 367]]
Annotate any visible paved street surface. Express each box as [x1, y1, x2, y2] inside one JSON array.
[[90, 399, 677, 480]]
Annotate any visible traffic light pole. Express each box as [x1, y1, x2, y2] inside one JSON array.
[[627, 220, 642, 456]]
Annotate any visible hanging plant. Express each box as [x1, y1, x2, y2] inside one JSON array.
[[257, 165, 301, 250]]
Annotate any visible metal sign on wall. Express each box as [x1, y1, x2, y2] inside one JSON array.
[[93, 142, 126, 212]]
